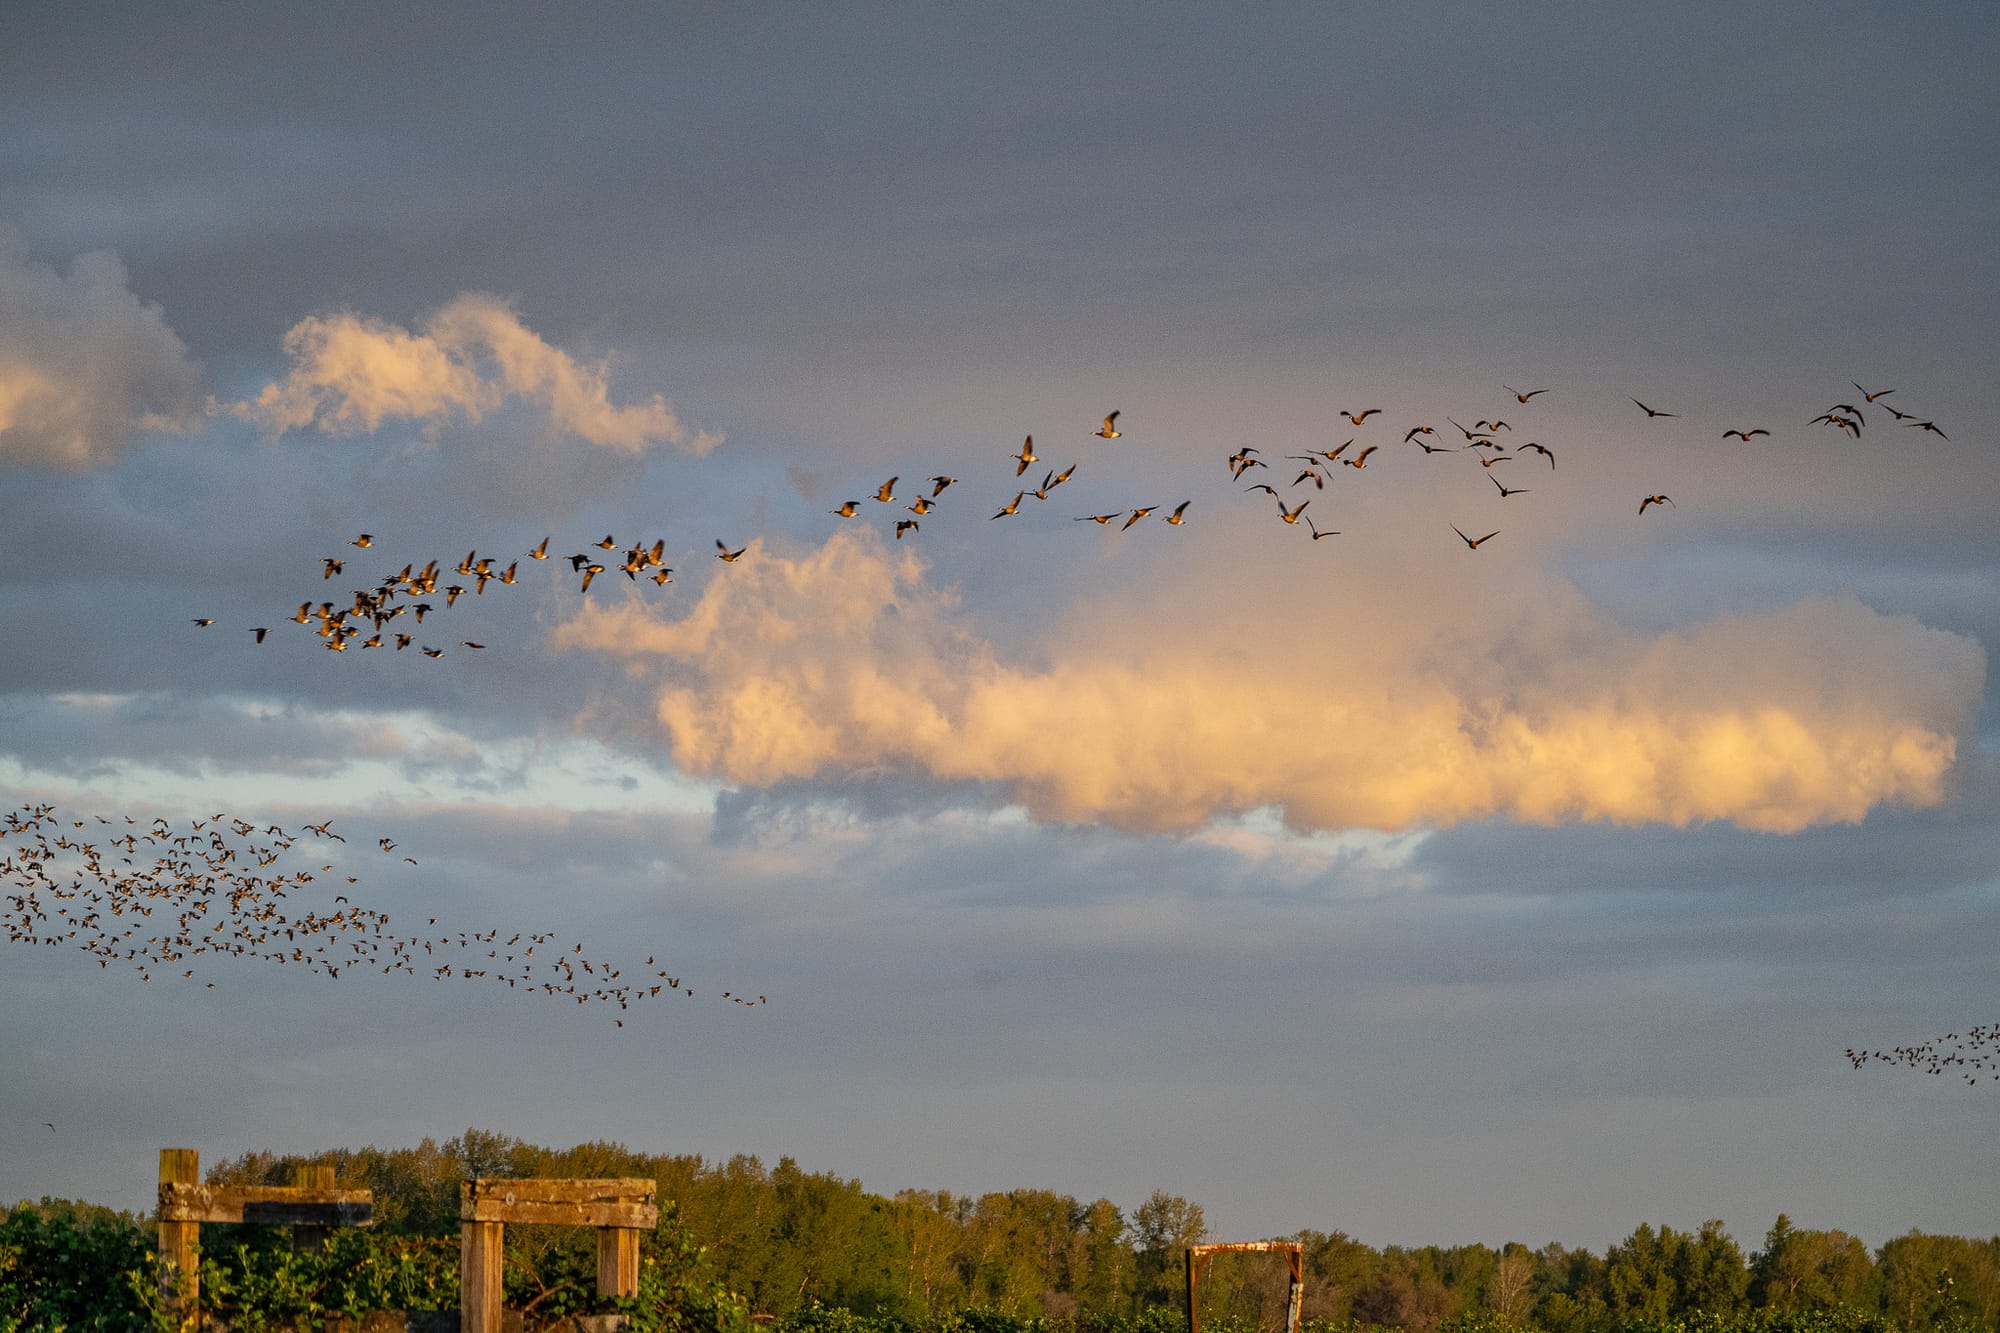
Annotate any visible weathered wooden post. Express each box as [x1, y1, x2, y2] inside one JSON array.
[[460, 1204, 506, 1333], [291, 1164, 337, 1253], [461, 1177, 658, 1332], [156, 1148, 372, 1329], [158, 1148, 202, 1333], [598, 1223, 642, 1297]]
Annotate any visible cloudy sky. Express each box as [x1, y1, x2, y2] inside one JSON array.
[[2, 3, 1996, 1251]]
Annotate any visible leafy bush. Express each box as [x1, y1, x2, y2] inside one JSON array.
[[0, 1198, 154, 1332]]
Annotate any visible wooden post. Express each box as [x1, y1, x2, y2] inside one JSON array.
[[158, 1148, 201, 1333], [598, 1225, 641, 1298], [291, 1164, 336, 1253], [461, 1216, 505, 1333]]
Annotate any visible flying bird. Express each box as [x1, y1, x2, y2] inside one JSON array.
[[1342, 445, 1379, 468], [992, 493, 1024, 519], [1519, 442, 1555, 466], [192, 618, 214, 627], [929, 475, 958, 496], [1305, 517, 1338, 540], [1490, 475, 1529, 498], [1338, 408, 1382, 425], [895, 520, 919, 539], [351, 534, 373, 548], [1451, 525, 1500, 549], [1163, 501, 1190, 525], [874, 477, 898, 503], [1093, 412, 1121, 438], [1851, 381, 1895, 403], [528, 537, 549, 560], [1631, 398, 1677, 418], [832, 500, 860, 517], [1012, 436, 1038, 476], [1722, 429, 1770, 441], [1905, 419, 1949, 439], [1504, 386, 1549, 402], [1122, 506, 1157, 530], [715, 541, 746, 562], [1639, 494, 1675, 514]]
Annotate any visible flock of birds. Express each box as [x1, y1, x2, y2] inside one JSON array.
[[0, 804, 761, 1023], [1847, 1026, 1997, 1085], [29, 379, 1991, 1072], [182, 387, 1960, 658]]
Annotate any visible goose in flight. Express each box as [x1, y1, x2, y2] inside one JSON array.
[[1490, 475, 1529, 498], [1122, 506, 1157, 530], [1519, 442, 1555, 466], [1338, 408, 1381, 425], [832, 500, 860, 517], [1721, 429, 1769, 441], [1163, 501, 1190, 525], [874, 477, 898, 503], [1093, 412, 1121, 438], [1631, 398, 1677, 418], [1341, 445, 1379, 468], [992, 492, 1024, 519], [1504, 386, 1548, 402], [1451, 524, 1500, 549], [715, 540, 746, 562], [1012, 436, 1038, 476], [1639, 494, 1675, 514]]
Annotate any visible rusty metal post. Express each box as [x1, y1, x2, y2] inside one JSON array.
[[1286, 1245, 1304, 1333], [1185, 1246, 1200, 1333]]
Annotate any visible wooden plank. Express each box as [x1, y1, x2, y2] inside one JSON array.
[[461, 1177, 656, 1227], [597, 1226, 642, 1298], [462, 1177, 656, 1206], [462, 1220, 505, 1333], [159, 1182, 374, 1225], [159, 1149, 201, 1333], [463, 1197, 658, 1228]]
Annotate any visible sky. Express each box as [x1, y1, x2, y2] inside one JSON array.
[[1, 2, 1996, 1254]]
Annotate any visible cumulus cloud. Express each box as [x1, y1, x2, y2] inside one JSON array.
[[552, 529, 1984, 835], [234, 292, 720, 453], [0, 236, 203, 469]]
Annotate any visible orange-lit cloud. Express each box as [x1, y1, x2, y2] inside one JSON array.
[[0, 238, 203, 469], [552, 529, 1983, 834], [234, 293, 720, 453]]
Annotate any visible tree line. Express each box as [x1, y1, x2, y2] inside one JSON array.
[[192, 1130, 1996, 1332]]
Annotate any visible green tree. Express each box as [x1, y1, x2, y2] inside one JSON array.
[[1132, 1191, 1207, 1311]]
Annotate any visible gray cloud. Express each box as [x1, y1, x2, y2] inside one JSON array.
[[0, 234, 202, 468]]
